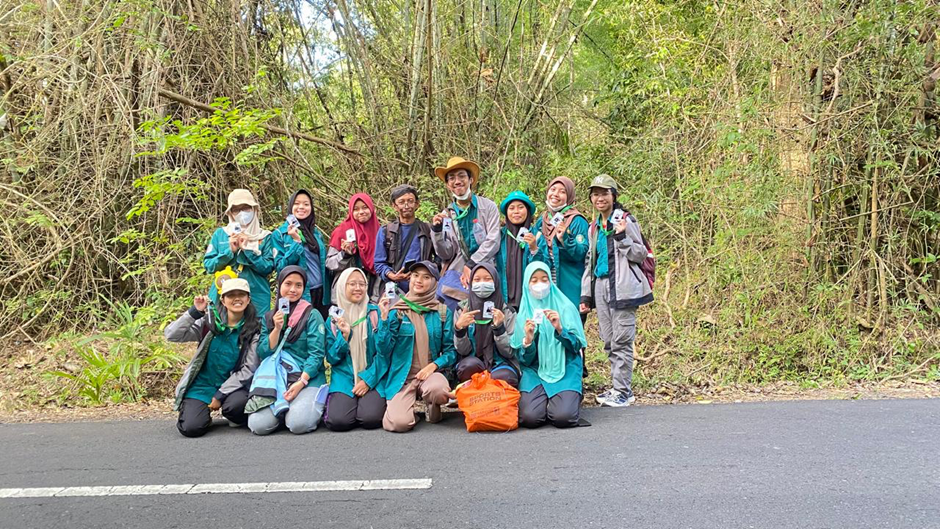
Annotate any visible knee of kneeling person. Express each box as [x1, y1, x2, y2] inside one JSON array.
[[286, 414, 320, 435], [518, 408, 545, 429], [491, 370, 519, 387], [177, 422, 209, 438], [359, 414, 384, 430], [247, 414, 278, 436], [382, 412, 415, 433], [549, 409, 580, 428], [324, 414, 355, 432]]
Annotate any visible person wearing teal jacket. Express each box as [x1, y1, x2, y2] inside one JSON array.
[[271, 189, 331, 319], [203, 188, 275, 316], [531, 177, 589, 309], [248, 266, 329, 435], [375, 261, 456, 433], [511, 261, 587, 429], [323, 268, 387, 431], [497, 191, 547, 310]]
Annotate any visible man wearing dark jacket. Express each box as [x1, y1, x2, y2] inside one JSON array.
[[374, 185, 434, 295]]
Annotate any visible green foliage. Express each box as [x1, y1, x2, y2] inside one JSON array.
[[47, 301, 187, 405]]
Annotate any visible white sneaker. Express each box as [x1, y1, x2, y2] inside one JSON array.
[[603, 392, 636, 408], [595, 389, 616, 405]]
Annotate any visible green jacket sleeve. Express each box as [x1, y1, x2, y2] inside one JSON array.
[[302, 311, 327, 379], [203, 228, 235, 274], [375, 311, 399, 359], [273, 227, 304, 270], [518, 330, 539, 367], [556, 328, 584, 356], [559, 216, 589, 264], [433, 309, 457, 369], [237, 233, 275, 276], [257, 314, 278, 360], [324, 320, 348, 366]]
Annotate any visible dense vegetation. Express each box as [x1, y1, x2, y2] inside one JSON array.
[[1, 0, 937, 406]]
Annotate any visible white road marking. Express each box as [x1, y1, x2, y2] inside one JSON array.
[[0, 479, 432, 499]]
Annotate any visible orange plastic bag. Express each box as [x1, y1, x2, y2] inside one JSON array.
[[455, 370, 521, 432]]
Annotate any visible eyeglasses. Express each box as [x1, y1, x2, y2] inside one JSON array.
[[395, 199, 417, 206], [590, 190, 611, 198], [347, 282, 367, 288]]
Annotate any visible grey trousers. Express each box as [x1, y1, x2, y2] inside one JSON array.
[[247, 384, 328, 435], [323, 390, 386, 431], [518, 385, 581, 429], [595, 276, 637, 398]]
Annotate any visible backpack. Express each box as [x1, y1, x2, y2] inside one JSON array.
[[624, 211, 656, 289]]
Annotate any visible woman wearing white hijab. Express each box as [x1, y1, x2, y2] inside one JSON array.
[[323, 268, 386, 431], [204, 189, 275, 316]]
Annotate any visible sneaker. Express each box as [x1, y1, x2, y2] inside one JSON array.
[[595, 389, 616, 405], [603, 392, 636, 408], [427, 403, 443, 423]]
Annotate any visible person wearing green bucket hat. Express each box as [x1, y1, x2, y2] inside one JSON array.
[[497, 191, 547, 310]]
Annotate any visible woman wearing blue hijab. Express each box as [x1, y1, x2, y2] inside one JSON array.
[[510, 261, 587, 428]]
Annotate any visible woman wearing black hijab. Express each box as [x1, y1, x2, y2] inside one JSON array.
[[452, 262, 520, 387], [271, 189, 332, 318]]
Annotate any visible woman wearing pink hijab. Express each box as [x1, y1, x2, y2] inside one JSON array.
[[327, 193, 382, 300]]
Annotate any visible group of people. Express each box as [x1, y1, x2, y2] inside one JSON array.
[[165, 156, 654, 437]]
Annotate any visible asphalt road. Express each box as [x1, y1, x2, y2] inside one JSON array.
[[0, 398, 937, 529]]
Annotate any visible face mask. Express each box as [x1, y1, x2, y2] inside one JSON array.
[[471, 282, 496, 298], [454, 190, 472, 201], [237, 210, 255, 226], [529, 282, 550, 300], [546, 200, 564, 213]]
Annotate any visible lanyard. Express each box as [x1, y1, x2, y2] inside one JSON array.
[[473, 319, 493, 325], [401, 296, 433, 313], [350, 313, 369, 327], [451, 203, 472, 221]]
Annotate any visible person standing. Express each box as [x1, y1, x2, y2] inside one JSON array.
[[431, 157, 501, 308], [580, 174, 653, 408], [373, 185, 434, 296], [532, 177, 589, 309], [203, 189, 274, 316], [271, 189, 331, 318]]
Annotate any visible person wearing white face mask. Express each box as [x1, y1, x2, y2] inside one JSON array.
[[430, 157, 501, 309], [511, 261, 587, 429], [204, 189, 275, 316], [453, 263, 520, 387]]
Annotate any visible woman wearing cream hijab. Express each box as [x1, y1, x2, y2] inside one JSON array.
[[204, 189, 275, 316], [323, 268, 386, 431]]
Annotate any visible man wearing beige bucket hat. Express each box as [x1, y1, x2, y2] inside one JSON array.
[[430, 157, 501, 307]]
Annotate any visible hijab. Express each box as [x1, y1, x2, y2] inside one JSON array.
[[510, 261, 586, 383], [264, 266, 314, 344], [539, 177, 583, 246], [329, 193, 381, 274], [391, 278, 441, 370], [466, 262, 504, 368], [502, 192, 535, 309], [287, 190, 319, 254], [222, 191, 270, 253], [334, 268, 370, 383]]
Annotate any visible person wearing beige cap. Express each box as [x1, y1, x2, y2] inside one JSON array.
[[204, 189, 275, 316], [164, 278, 261, 437], [430, 157, 501, 308]]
